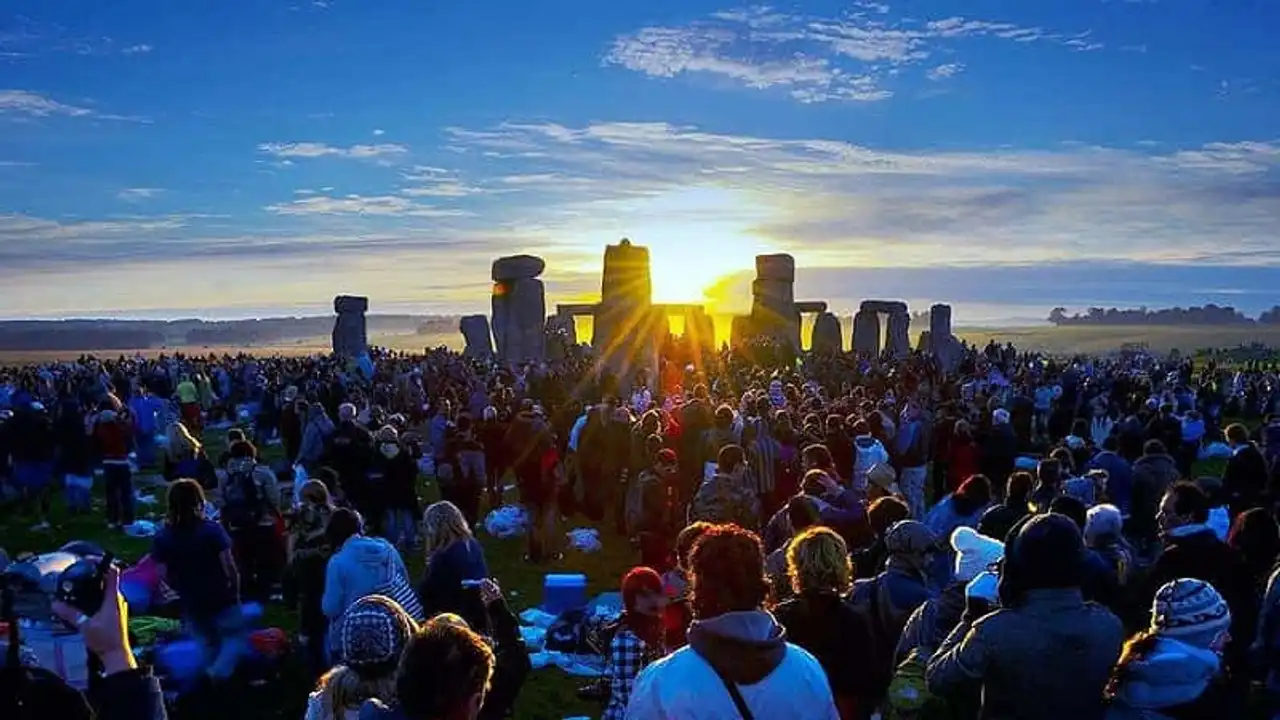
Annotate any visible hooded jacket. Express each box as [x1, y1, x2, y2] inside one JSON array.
[[624, 610, 838, 720], [1105, 637, 1223, 719], [321, 535, 409, 626]]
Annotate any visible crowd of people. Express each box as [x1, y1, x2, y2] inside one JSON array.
[[3, 337, 1280, 719]]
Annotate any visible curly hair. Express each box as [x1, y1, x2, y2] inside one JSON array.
[[690, 524, 769, 618], [786, 526, 852, 596]]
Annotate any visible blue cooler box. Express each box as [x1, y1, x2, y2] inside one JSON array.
[[543, 573, 588, 615]]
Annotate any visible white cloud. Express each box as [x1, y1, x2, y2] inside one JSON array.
[[926, 63, 964, 81], [440, 121, 1280, 270], [0, 90, 93, 118], [121, 44, 152, 55], [265, 194, 471, 218], [0, 90, 144, 122], [605, 6, 1103, 102], [373, 128, 386, 136], [117, 187, 165, 202], [257, 142, 409, 160]]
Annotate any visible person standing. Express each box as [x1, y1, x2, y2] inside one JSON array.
[[92, 401, 136, 530], [625, 524, 839, 719], [10, 400, 55, 531], [220, 440, 281, 602], [927, 514, 1125, 719], [151, 479, 247, 682]]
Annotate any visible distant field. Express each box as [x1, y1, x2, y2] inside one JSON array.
[[2, 325, 1279, 365], [952, 325, 1280, 356]]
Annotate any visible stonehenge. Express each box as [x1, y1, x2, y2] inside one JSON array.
[[491, 255, 547, 363], [332, 295, 369, 357], [461, 241, 963, 376], [459, 315, 494, 358]]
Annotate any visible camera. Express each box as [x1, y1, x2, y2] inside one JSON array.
[[54, 553, 115, 619]]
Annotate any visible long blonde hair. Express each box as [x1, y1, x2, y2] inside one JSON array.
[[422, 501, 472, 564], [310, 665, 396, 720], [786, 526, 853, 596], [166, 421, 201, 459]]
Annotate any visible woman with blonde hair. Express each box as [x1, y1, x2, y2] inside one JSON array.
[[162, 420, 215, 487], [773, 526, 873, 719], [305, 595, 415, 720], [415, 501, 490, 632]]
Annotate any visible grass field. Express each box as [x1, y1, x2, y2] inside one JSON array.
[[0, 428, 636, 720]]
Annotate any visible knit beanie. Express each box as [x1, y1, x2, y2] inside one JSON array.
[[867, 463, 901, 496], [951, 526, 1005, 583], [336, 595, 417, 676], [885, 520, 937, 559], [1151, 579, 1232, 648]]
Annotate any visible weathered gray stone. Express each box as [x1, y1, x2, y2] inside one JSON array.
[[491, 255, 546, 282], [928, 303, 963, 372], [332, 295, 369, 357], [755, 254, 796, 282], [730, 315, 753, 349], [795, 301, 828, 314], [852, 310, 881, 355], [545, 314, 575, 361], [459, 315, 493, 358], [492, 278, 546, 362], [811, 312, 843, 354], [886, 311, 911, 358], [860, 299, 908, 315], [594, 240, 659, 381]]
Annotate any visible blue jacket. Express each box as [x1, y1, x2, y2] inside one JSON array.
[[321, 535, 408, 625], [1105, 637, 1221, 719], [1087, 451, 1134, 514]]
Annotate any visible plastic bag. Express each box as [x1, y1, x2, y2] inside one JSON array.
[[566, 528, 602, 554], [292, 464, 308, 508], [1199, 442, 1232, 460], [483, 504, 529, 539]]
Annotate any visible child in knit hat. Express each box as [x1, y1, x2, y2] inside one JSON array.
[[307, 595, 417, 720], [1104, 578, 1231, 718]]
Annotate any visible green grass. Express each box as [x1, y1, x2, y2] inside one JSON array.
[[0, 425, 639, 720]]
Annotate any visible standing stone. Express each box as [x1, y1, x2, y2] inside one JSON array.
[[459, 315, 493, 358], [332, 295, 369, 357], [593, 239, 660, 381], [886, 311, 911, 358], [928, 303, 963, 372], [811, 312, 843, 354], [852, 310, 881, 355], [491, 256, 547, 363], [685, 308, 717, 361], [545, 314, 575, 361], [730, 315, 754, 349], [750, 254, 800, 351]]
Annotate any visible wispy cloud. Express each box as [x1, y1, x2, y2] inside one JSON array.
[[0, 89, 143, 122], [0, 16, 154, 58], [926, 62, 964, 81], [117, 187, 165, 203], [121, 44, 153, 55], [265, 193, 471, 218], [605, 5, 1103, 102], [257, 141, 409, 160]]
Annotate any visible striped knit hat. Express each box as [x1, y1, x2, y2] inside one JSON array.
[[1150, 578, 1232, 647]]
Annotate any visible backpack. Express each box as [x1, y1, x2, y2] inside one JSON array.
[[223, 466, 265, 529], [882, 650, 952, 720]]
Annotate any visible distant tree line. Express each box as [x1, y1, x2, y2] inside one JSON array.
[[1048, 304, 1280, 326], [0, 315, 455, 352]]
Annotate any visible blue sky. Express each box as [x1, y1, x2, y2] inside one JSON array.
[[2, 0, 1278, 323]]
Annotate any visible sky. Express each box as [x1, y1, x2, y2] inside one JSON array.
[[2, 0, 1278, 325]]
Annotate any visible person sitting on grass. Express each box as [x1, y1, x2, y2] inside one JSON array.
[[305, 595, 416, 720], [601, 567, 669, 720]]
